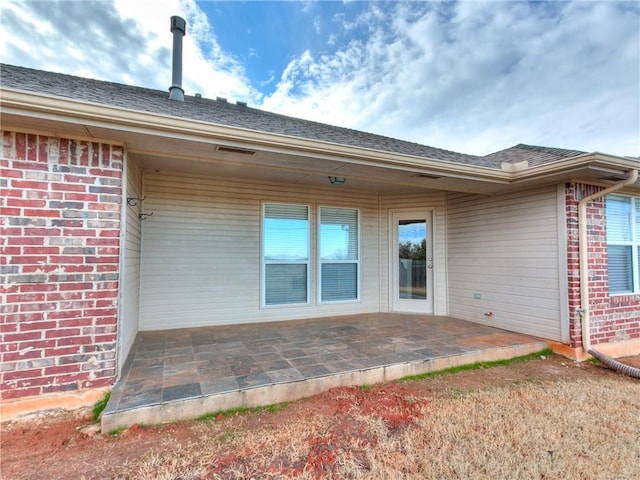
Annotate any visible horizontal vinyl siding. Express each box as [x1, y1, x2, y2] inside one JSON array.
[[119, 154, 142, 371], [380, 192, 448, 315], [447, 186, 562, 340], [139, 172, 380, 330]]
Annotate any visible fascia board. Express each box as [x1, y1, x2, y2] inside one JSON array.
[[511, 153, 640, 183], [1, 88, 511, 183]]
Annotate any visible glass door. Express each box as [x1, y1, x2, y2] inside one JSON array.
[[391, 211, 433, 313]]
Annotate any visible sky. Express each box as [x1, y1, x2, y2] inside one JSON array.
[[1, 0, 639, 157]]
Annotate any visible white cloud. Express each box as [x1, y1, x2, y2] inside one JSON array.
[[1, 1, 638, 157], [1, 0, 261, 103], [110, 0, 263, 103], [261, 1, 640, 157]]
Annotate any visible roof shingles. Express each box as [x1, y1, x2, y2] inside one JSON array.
[[1, 64, 587, 169], [485, 144, 586, 167]]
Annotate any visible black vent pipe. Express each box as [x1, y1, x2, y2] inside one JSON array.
[[169, 16, 186, 101]]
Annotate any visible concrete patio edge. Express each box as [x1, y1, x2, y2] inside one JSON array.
[[101, 340, 547, 433]]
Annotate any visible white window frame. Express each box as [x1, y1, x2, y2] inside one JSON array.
[[317, 206, 361, 303], [606, 194, 640, 295], [261, 202, 311, 307]]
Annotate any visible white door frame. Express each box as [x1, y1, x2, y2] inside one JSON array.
[[389, 209, 434, 314]]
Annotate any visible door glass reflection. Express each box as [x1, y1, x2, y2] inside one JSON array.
[[398, 219, 427, 300]]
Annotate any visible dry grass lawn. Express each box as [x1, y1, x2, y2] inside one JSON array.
[[112, 377, 639, 479], [3, 355, 639, 480]]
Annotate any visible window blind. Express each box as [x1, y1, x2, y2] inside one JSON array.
[[635, 199, 640, 239], [607, 245, 633, 294], [265, 264, 308, 305], [606, 195, 631, 242], [321, 263, 357, 301]]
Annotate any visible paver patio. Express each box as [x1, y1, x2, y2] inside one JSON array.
[[102, 313, 548, 432]]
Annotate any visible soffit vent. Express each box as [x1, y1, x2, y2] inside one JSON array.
[[216, 146, 256, 155], [412, 173, 442, 180]]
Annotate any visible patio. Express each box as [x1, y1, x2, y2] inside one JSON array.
[[101, 314, 548, 432]]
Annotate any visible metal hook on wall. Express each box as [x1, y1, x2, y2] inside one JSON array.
[[139, 212, 154, 220], [127, 196, 146, 207]]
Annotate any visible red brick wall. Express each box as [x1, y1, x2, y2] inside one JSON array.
[[565, 183, 640, 348], [1, 131, 122, 401]]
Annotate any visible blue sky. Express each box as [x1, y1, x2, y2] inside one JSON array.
[[1, 0, 639, 157], [204, 1, 365, 95]]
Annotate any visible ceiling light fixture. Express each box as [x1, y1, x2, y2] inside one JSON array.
[[328, 176, 346, 185]]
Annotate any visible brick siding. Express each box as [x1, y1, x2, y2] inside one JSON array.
[[1, 131, 122, 401], [565, 183, 640, 349]]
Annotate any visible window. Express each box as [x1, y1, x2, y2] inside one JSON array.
[[262, 203, 309, 305], [606, 194, 640, 294], [319, 207, 359, 302]]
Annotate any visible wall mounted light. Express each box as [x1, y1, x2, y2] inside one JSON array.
[[328, 176, 346, 185]]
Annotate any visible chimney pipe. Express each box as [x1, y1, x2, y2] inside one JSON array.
[[169, 16, 186, 101]]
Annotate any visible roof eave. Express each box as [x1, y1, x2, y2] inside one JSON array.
[[511, 152, 640, 183], [3, 87, 636, 190], [0, 87, 511, 183]]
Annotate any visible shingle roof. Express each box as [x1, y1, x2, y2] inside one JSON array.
[[484, 143, 586, 167], [1, 64, 587, 169]]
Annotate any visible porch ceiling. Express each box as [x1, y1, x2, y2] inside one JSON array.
[[131, 147, 498, 195], [132, 147, 639, 195]]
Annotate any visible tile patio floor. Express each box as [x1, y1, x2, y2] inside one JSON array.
[[102, 314, 548, 431]]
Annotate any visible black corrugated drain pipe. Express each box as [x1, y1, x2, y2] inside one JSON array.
[[587, 349, 640, 379]]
